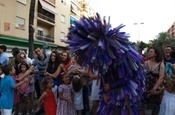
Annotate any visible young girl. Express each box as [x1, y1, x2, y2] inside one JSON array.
[[72, 75, 84, 115], [159, 77, 175, 115], [56, 74, 76, 115], [17, 62, 30, 115], [37, 77, 56, 115]]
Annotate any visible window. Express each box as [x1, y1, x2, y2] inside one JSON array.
[[17, 0, 27, 4], [15, 16, 25, 30], [61, 15, 65, 23], [37, 27, 43, 36], [61, 0, 66, 5], [60, 32, 65, 40], [71, 4, 78, 14]]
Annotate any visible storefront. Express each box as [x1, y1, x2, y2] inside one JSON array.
[[0, 35, 64, 56]]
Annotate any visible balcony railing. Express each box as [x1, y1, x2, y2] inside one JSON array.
[[37, 34, 54, 43], [38, 13, 55, 23]]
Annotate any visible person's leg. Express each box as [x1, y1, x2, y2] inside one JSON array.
[[34, 79, 40, 99], [91, 100, 99, 115]]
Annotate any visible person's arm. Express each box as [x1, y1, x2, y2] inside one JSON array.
[[16, 65, 34, 81], [45, 64, 62, 78], [37, 91, 47, 111], [13, 77, 29, 89], [78, 68, 89, 76], [88, 71, 98, 80], [103, 78, 129, 92], [59, 92, 69, 101], [151, 62, 165, 92]]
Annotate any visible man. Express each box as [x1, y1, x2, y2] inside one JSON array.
[[20, 47, 50, 98], [164, 45, 175, 75], [0, 45, 9, 66], [164, 45, 175, 64]]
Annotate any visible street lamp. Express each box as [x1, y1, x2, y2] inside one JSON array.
[[134, 22, 144, 42]]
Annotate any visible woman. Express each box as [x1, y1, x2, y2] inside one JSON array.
[[61, 51, 72, 72], [44, 51, 64, 99], [140, 47, 164, 115]]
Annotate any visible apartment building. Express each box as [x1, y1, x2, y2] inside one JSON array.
[[78, 0, 95, 18], [167, 21, 175, 38], [0, 0, 71, 54], [0, 0, 95, 55]]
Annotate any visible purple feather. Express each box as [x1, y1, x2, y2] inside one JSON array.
[[65, 13, 145, 115]]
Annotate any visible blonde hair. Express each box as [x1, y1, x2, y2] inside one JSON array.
[[164, 77, 175, 93]]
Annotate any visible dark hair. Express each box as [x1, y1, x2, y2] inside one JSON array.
[[46, 51, 62, 73], [34, 46, 42, 50], [12, 47, 20, 57], [72, 75, 83, 92], [148, 47, 163, 62], [164, 45, 171, 49], [2, 64, 13, 75], [18, 62, 29, 73], [41, 77, 53, 90], [164, 77, 175, 93], [0, 45, 7, 52]]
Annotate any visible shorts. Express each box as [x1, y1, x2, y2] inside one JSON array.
[[1, 109, 12, 115]]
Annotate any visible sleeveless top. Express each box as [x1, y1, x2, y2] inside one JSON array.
[[145, 62, 161, 91], [43, 90, 56, 115]]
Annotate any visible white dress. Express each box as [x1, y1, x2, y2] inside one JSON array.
[[74, 88, 84, 110], [159, 90, 175, 115], [91, 79, 100, 101]]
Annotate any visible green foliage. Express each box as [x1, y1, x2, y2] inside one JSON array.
[[148, 32, 175, 52], [138, 41, 149, 51]]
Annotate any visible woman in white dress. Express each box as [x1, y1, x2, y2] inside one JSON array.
[[72, 75, 84, 115], [159, 77, 175, 115], [89, 71, 100, 115]]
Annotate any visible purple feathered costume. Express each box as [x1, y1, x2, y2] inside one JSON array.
[[65, 13, 145, 115]]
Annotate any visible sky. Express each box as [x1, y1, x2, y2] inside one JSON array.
[[88, 0, 175, 43]]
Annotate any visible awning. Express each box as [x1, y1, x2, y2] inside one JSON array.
[[39, 0, 57, 14], [0, 35, 58, 48]]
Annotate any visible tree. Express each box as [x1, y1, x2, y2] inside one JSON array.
[[28, 0, 36, 58], [148, 32, 175, 52], [138, 41, 149, 52]]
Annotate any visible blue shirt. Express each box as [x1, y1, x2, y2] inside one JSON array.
[[0, 75, 15, 109], [32, 53, 50, 76], [0, 52, 9, 66]]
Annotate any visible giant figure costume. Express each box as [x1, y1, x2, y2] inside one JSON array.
[[65, 13, 145, 115]]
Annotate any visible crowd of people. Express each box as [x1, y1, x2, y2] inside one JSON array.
[[0, 45, 100, 115], [1, 44, 175, 115]]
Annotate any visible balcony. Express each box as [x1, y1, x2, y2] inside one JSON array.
[[38, 13, 55, 23], [36, 34, 54, 43]]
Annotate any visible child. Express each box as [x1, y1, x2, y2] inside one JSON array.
[[72, 75, 84, 115], [56, 74, 76, 115], [159, 77, 175, 115], [17, 62, 30, 115], [37, 77, 56, 115], [0, 64, 28, 115]]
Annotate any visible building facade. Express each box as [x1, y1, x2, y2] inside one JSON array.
[[167, 21, 175, 38], [0, 0, 95, 55]]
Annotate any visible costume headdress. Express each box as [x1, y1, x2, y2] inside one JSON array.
[[66, 13, 145, 115]]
